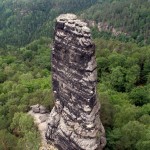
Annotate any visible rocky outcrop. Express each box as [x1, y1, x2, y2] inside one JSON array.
[[46, 14, 106, 150], [28, 105, 57, 150], [97, 22, 128, 36], [86, 20, 128, 36], [30, 104, 49, 114]]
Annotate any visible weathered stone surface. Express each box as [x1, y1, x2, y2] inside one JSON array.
[[39, 115, 48, 123], [31, 104, 40, 113], [85, 20, 128, 36], [46, 13, 106, 150], [30, 104, 48, 114], [28, 109, 58, 150], [40, 105, 48, 114]]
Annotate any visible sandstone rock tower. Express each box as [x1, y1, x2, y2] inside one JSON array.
[[46, 14, 106, 150]]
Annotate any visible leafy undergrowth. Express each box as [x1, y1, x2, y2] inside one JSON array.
[[0, 38, 54, 150]]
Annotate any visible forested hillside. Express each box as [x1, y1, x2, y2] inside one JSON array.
[[82, 0, 150, 45], [0, 38, 53, 149], [0, 0, 97, 47], [0, 0, 150, 149], [1, 0, 150, 47]]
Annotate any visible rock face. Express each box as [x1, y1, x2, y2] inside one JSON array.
[[30, 104, 49, 114], [86, 20, 128, 36], [28, 106, 57, 150], [46, 14, 106, 150]]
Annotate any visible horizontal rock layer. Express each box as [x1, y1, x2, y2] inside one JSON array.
[[46, 14, 106, 150]]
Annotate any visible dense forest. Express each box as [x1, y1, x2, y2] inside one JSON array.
[[0, 0, 150, 150], [0, 0, 97, 47], [0, 0, 149, 47], [82, 0, 150, 45]]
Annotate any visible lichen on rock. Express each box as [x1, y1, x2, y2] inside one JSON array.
[[46, 13, 106, 150]]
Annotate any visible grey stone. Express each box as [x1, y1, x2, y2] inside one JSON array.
[[30, 104, 40, 113], [39, 115, 47, 123], [46, 14, 106, 150], [39, 105, 48, 114], [32, 107, 40, 113], [30, 104, 49, 114], [82, 26, 91, 33], [30, 104, 40, 109]]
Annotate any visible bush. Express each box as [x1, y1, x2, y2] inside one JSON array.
[[129, 86, 150, 106]]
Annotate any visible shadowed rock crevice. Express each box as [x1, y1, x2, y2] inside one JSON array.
[[46, 14, 106, 150]]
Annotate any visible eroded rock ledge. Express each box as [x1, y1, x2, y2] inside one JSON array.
[[28, 104, 57, 150], [46, 14, 106, 150]]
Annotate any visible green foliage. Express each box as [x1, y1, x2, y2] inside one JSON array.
[[125, 65, 140, 91], [0, 35, 149, 150], [0, 72, 6, 83], [1, 0, 149, 47], [0, 38, 52, 149], [10, 112, 34, 135], [0, 129, 17, 150], [95, 38, 150, 92], [118, 121, 146, 150], [96, 38, 150, 149], [82, 0, 150, 45], [136, 126, 150, 150], [98, 93, 115, 128], [10, 112, 40, 150], [0, 0, 98, 47], [110, 66, 126, 92], [114, 105, 139, 128], [17, 131, 40, 150], [129, 86, 150, 106]]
